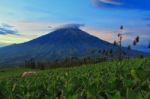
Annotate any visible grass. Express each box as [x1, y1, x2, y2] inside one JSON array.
[[0, 68, 35, 80], [0, 58, 150, 99]]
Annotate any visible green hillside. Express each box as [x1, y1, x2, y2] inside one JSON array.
[[0, 58, 150, 99]]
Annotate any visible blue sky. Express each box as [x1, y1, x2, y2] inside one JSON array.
[[0, 0, 150, 52]]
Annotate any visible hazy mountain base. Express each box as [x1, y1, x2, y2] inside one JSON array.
[[0, 58, 150, 99]]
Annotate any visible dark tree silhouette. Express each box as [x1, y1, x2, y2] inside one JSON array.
[[117, 25, 124, 60], [102, 50, 106, 54], [135, 36, 140, 43], [109, 49, 113, 55], [148, 42, 150, 48], [98, 50, 101, 53], [133, 40, 137, 46], [37, 62, 45, 70], [127, 45, 131, 50], [91, 50, 96, 54], [133, 36, 140, 46], [113, 40, 118, 46], [25, 58, 36, 69]]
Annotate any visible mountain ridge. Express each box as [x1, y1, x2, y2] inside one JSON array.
[[0, 28, 148, 67]]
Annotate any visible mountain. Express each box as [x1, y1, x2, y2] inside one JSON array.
[[0, 27, 148, 67]]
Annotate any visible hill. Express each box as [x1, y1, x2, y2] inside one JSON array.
[[0, 27, 148, 67]]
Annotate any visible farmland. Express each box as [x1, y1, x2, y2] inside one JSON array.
[[0, 58, 150, 99]]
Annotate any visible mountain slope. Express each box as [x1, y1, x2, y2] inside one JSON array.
[[0, 28, 148, 67]]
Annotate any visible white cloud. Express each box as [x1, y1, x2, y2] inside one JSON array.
[[91, 0, 122, 7]]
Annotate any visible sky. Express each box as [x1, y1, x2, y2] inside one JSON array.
[[0, 0, 150, 52]]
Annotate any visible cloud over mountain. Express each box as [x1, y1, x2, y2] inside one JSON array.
[[56, 24, 85, 30]]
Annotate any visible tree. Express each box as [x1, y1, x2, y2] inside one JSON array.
[[117, 25, 124, 60], [113, 40, 118, 46], [127, 45, 131, 50], [148, 42, 150, 48], [98, 50, 101, 53], [37, 62, 45, 70], [118, 26, 124, 47], [109, 49, 113, 55], [135, 36, 140, 43], [25, 58, 36, 69], [102, 50, 106, 54], [91, 50, 96, 54], [133, 36, 140, 46], [133, 40, 137, 46]]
